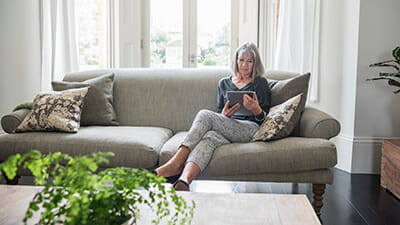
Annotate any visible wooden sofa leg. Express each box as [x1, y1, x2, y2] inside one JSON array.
[[4, 174, 20, 185], [312, 183, 326, 216]]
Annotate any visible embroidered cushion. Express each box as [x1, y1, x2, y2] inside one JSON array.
[[268, 73, 310, 135], [15, 87, 89, 133], [52, 73, 119, 126], [252, 94, 302, 141]]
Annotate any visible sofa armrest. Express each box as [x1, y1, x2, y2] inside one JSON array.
[[1, 109, 30, 133], [296, 107, 340, 139]]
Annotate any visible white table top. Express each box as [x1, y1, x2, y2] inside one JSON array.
[[0, 185, 321, 225]]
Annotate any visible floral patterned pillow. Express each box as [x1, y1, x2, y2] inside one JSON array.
[[15, 87, 89, 133], [252, 94, 302, 141]]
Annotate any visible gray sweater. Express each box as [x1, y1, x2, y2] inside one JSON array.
[[217, 76, 271, 125]]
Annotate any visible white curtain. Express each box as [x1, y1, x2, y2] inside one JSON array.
[[273, 0, 320, 102], [40, 0, 78, 91]]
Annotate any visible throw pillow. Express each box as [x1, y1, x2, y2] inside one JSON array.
[[268, 72, 310, 106], [52, 73, 119, 126], [252, 94, 303, 141], [15, 87, 89, 133], [268, 72, 310, 135]]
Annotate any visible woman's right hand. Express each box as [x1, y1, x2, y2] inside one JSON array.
[[221, 100, 240, 118]]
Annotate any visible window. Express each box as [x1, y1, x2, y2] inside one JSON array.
[[150, 0, 183, 68], [75, 0, 243, 69], [197, 0, 231, 67], [76, 0, 108, 71], [150, 0, 231, 68]]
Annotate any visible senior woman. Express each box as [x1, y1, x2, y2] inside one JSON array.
[[153, 42, 272, 191]]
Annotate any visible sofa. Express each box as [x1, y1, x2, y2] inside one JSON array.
[[0, 68, 340, 215]]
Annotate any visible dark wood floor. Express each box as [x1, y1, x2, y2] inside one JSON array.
[[3, 168, 400, 225]]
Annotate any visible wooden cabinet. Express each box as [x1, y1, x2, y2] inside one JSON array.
[[381, 139, 400, 198]]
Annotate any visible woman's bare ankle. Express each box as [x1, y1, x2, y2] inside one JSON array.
[[155, 163, 182, 177]]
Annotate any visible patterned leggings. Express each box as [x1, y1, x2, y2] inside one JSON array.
[[181, 109, 259, 171]]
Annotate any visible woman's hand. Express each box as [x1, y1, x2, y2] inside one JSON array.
[[221, 100, 240, 118], [243, 92, 262, 115]]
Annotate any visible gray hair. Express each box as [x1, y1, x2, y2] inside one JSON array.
[[231, 42, 265, 79]]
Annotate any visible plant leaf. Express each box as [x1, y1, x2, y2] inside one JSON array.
[[388, 78, 400, 87], [0, 150, 195, 225], [369, 59, 396, 65], [369, 61, 400, 72], [393, 46, 400, 61], [0, 154, 21, 179], [366, 77, 387, 81], [379, 72, 400, 78]]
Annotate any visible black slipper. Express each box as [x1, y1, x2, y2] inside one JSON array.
[[150, 170, 181, 184], [172, 179, 190, 191]]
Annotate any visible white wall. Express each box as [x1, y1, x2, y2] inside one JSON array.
[[312, 0, 360, 172], [0, 0, 41, 132], [315, 0, 400, 173], [356, 0, 400, 137], [352, 0, 400, 173]]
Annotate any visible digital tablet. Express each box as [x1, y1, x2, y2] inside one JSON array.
[[227, 91, 254, 116]]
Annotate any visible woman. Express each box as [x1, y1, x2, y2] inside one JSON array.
[[153, 42, 271, 191]]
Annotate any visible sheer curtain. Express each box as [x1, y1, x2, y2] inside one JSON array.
[[273, 0, 320, 102], [40, 0, 78, 91]]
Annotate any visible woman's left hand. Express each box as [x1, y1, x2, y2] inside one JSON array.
[[243, 92, 262, 115]]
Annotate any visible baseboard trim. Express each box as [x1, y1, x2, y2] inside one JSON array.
[[337, 135, 400, 143], [334, 135, 400, 174]]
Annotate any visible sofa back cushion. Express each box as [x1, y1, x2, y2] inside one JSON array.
[[63, 69, 302, 133], [64, 69, 230, 132]]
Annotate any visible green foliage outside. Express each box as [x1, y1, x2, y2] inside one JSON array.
[[150, 22, 230, 67], [198, 23, 230, 67], [366, 46, 400, 94], [151, 31, 171, 64], [0, 150, 195, 225]]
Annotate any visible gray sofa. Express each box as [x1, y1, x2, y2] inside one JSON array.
[[0, 68, 340, 215]]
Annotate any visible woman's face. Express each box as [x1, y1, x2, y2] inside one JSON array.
[[236, 53, 254, 77]]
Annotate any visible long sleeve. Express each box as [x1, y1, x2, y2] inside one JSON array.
[[254, 77, 271, 115], [215, 76, 271, 125], [216, 79, 225, 113]]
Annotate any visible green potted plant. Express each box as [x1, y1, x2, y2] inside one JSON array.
[[0, 150, 195, 225], [366, 46, 400, 94]]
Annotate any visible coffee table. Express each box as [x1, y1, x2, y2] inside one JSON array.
[[0, 185, 321, 225]]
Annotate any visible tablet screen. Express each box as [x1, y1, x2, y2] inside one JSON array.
[[227, 91, 254, 116]]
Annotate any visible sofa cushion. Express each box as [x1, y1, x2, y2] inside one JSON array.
[[52, 73, 119, 126], [252, 94, 302, 141], [204, 137, 337, 176], [269, 73, 310, 136], [15, 87, 89, 133], [269, 73, 310, 107], [0, 126, 172, 171], [160, 132, 336, 176], [62, 69, 231, 133], [159, 131, 188, 165]]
